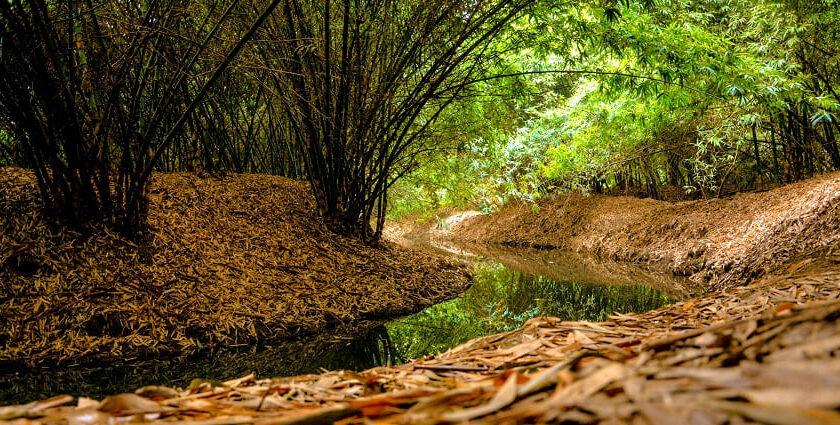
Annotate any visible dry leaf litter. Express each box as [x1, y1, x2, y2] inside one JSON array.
[[2, 245, 839, 424], [0, 168, 470, 368]]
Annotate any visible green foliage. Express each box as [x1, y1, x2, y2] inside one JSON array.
[[390, 0, 840, 215], [0, 130, 12, 167]]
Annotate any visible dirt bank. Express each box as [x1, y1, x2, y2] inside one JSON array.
[[0, 168, 470, 368], [447, 172, 840, 289]]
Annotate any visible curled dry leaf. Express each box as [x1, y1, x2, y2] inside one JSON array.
[[98, 394, 162, 414]]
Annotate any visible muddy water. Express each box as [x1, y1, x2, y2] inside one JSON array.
[[1, 242, 692, 404]]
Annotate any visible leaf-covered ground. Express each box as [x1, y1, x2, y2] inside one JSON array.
[[0, 168, 470, 368], [2, 241, 838, 424]]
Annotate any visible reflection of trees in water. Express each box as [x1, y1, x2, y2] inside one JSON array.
[[388, 297, 491, 361], [338, 324, 404, 369], [243, 323, 402, 375], [389, 262, 672, 360], [456, 243, 696, 298], [484, 264, 671, 323], [1, 324, 400, 404]]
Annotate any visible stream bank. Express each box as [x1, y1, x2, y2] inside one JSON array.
[[435, 172, 840, 289], [0, 168, 470, 369]]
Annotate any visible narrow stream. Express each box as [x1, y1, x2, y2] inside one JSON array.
[[1, 242, 692, 404]]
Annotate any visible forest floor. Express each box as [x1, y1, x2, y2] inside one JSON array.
[[3, 239, 839, 424], [437, 172, 840, 290], [0, 168, 470, 369]]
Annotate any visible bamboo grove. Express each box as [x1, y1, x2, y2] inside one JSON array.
[[0, 0, 543, 241], [2, 0, 840, 239]]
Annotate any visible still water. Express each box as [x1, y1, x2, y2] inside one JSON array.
[[1, 243, 692, 403]]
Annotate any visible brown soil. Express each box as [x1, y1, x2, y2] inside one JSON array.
[[5, 242, 839, 424], [449, 172, 840, 289], [0, 168, 470, 368]]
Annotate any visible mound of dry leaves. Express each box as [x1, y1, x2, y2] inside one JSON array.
[[0, 168, 470, 368], [3, 244, 839, 424], [449, 172, 840, 290]]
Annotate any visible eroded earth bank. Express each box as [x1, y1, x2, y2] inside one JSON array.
[[440, 172, 840, 290]]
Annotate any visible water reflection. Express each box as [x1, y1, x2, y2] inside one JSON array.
[[387, 261, 674, 360], [0, 323, 400, 403]]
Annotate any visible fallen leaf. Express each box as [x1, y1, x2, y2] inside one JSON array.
[[98, 394, 162, 414], [440, 372, 519, 422]]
